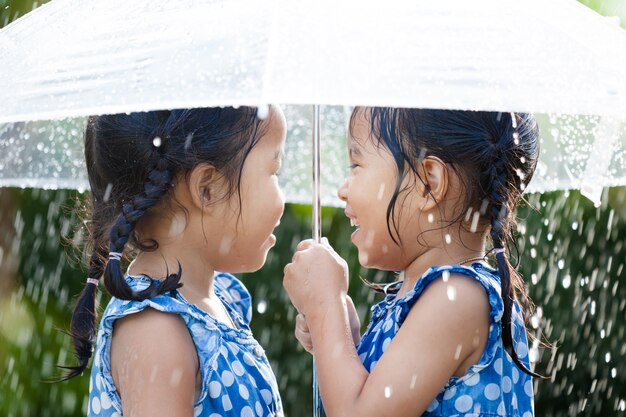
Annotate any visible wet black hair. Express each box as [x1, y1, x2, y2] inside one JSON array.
[[351, 107, 541, 377], [61, 107, 266, 380]]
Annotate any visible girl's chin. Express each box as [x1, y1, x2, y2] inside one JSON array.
[[357, 249, 372, 268]]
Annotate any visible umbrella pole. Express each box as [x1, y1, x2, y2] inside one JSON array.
[[311, 104, 323, 417]]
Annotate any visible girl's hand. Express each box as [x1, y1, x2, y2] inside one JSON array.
[[295, 295, 361, 354], [283, 238, 349, 318], [294, 312, 313, 353]]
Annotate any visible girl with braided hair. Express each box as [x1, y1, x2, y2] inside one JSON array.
[[283, 108, 541, 417], [66, 106, 286, 416]]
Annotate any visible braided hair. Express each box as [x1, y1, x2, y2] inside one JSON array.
[[62, 107, 265, 379], [355, 108, 541, 377]]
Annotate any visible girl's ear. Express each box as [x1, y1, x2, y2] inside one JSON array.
[[419, 156, 449, 211], [187, 163, 218, 211]]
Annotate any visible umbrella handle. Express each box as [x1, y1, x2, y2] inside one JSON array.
[[312, 104, 322, 243], [311, 104, 323, 417]]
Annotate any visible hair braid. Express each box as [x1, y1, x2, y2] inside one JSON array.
[[488, 113, 541, 378], [104, 157, 182, 301]]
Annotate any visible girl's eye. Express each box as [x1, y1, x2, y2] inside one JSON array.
[[349, 163, 359, 170], [274, 170, 281, 177]]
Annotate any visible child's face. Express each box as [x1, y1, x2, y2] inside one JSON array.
[[338, 112, 427, 270], [210, 106, 286, 273]]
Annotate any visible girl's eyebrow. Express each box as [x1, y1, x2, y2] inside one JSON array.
[[349, 144, 362, 158]]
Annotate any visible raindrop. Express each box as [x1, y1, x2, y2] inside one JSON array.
[[103, 183, 113, 202], [184, 133, 194, 150], [153, 137, 162, 147], [377, 183, 385, 201], [445, 234, 452, 244], [427, 213, 434, 223], [257, 105, 270, 120], [479, 199, 488, 215], [557, 259, 564, 269], [550, 127, 560, 139], [442, 270, 450, 282], [446, 285, 457, 301], [605, 352, 611, 363], [562, 275, 571, 289], [470, 211, 480, 232], [530, 314, 540, 329], [454, 344, 463, 360], [531, 273, 538, 284], [464, 207, 473, 222], [571, 221, 579, 230], [384, 386, 392, 398], [219, 236, 233, 255], [257, 300, 267, 314]]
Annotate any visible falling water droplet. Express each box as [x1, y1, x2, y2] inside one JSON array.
[[184, 133, 194, 150], [103, 183, 113, 202], [257, 105, 269, 120], [562, 275, 571, 289], [446, 285, 457, 301]]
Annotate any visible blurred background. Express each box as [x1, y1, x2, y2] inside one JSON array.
[[1, 0, 626, 416]]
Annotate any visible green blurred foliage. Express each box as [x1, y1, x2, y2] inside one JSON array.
[[1, 187, 626, 416]]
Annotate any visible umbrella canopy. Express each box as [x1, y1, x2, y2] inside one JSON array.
[[1, 0, 626, 206]]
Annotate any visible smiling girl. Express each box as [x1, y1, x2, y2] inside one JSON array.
[[284, 107, 540, 417]]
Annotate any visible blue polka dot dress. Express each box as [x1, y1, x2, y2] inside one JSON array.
[[88, 273, 283, 417], [356, 263, 534, 416]]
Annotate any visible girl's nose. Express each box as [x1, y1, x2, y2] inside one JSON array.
[[337, 178, 348, 202]]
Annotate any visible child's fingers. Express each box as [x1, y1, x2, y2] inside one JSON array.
[[296, 239, 316, 251], [294, 313, 313, 353]]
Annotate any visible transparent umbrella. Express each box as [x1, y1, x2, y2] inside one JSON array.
[[1, 0, 626, 206], [1, 0, 626, 415]]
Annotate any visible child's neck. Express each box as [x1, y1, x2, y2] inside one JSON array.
[[397, 245, 485, 298], [128, 246, 216, 299]]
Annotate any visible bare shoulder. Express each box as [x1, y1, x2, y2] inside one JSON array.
[[356, 273, 492, 413], [418, 272, 490, 317], [404, 272, 491, 372], [111, 307, 198, 361], [110, 307, 198, 414]]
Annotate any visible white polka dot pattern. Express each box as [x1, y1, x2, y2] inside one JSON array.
[[355, 264, 534, 416], [86, 273, 283, 416]]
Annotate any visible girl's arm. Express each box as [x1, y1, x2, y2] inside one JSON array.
[[284, 241, 489, 417], [110, 308, 198, 416], [294, 294, 361, 353]]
